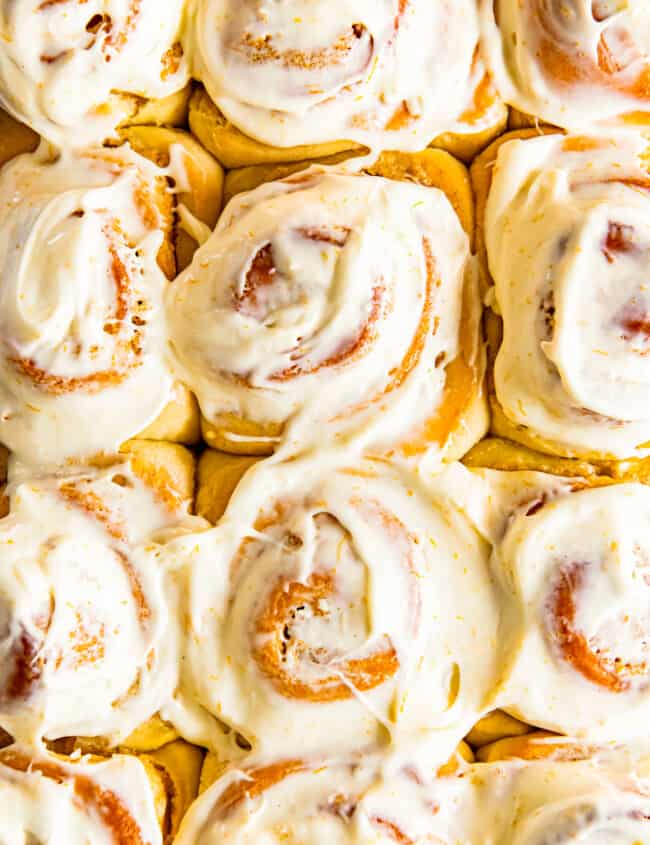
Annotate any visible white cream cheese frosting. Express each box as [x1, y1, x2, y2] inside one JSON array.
[[176, 751, 650, 845], [496, 479, 650, 741], [0, 0, 189, 148], [188, 0, 481, 152], [485, 132, 650, 458], [0, 459, 195, 746], [481, 0, 650, 130], [455, 758, 650, 844], [448, 462, 650, 743], [0, 145, 174, 468], [174, 752, 470, 845], [167, 167, 484, 469], [0, 744, 163, 845], [165, 456, 501, 761]]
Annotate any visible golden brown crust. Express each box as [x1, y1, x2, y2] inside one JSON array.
[[223, 150, 365, 205], [47, 715, 179, 758], [118, 439, 196, 510], [189, 85, 363, 169], [119, 83, 192, 131], [0, 108, 39, 169], [465, 710, 532, 750], [196, 450, 260, 524], [506, 107, 558, 132], [431, 74, 509, 162], [462, 437, 605, 479], [145, 740, 204, 841], [86, 439, 195, 513], [476, 731, 596, 764], [119, 124, 224, 272], [463, 436, 650, 486], [136, 383, 201, 446], [201, 413, 283, 457], [120, 716, 181, 754], [199, 752, 230, 794]]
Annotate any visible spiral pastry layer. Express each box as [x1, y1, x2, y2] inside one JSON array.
[[471, 758, 650, 844], [479, 466, 650, 741], [171, 456, 499, 759], [175, 753, 469, 845], [178, 752, 650, 844], [0, 145, 175, 467], [168, 167, 483, 466], [0, 744, 166, 844], [481, 0, 650, 130], [0, 458, 194, 745], [0, 0, 189, 147], [188, 0, 481, 152], [485, 132, 650, 459]]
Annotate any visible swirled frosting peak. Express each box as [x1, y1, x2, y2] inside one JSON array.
[[167, 167, 480, 467], [486, 132, 650, 458], [189, 0, 481, 151], [0, 145, 174, 467], [0, 0, 188, 147]]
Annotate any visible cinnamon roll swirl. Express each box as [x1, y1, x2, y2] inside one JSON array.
[[481, 0, 650, 131], [0, 446, 200, 746], [179, 749, 650, 843], [476, 130, 650, 460], [0, 142, 200, 466], [167, 164, 486, 467], [471, 758, 650, 845], [175, 752, 470, 845], [468, 461, 650, 742], [0, 0, 189, 148], [187, 0, 485, 158], [0, 744, 172, 844], [172, 455, 500, 759]]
